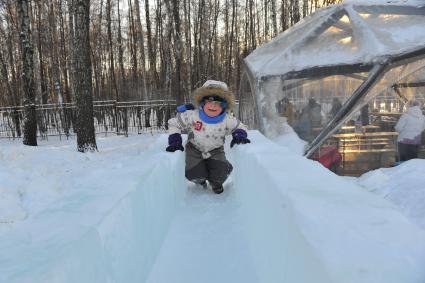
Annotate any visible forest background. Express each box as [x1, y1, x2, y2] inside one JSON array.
[[0, 0, 342, 107]]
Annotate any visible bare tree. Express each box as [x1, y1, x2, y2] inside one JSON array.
[[106, 0, 118, 100], [91, 0, 103, 100], [34, 1, 48, 104], [116, 0, 126, 99], [291, 0, 301, 25], [67, 0, 75, 100], [128, 0, 139, 99], [72, 0, 97, 152], [145, 0, 158, 90], [48, 0, 63, 103], [0, 21, 17, 106], [271, 0, 278, 37], [0, 42, 14, 106], [171, 0, 183, 104], [133, 0, 147, 99], [17, 0, 37, 146], [58, 0, 71, 103], [281, 0, 288, 31], [182, 0, 192, 98], [303, 0, 309, 17]]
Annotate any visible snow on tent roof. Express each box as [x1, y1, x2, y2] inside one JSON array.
[[245, 1, 425, 78]]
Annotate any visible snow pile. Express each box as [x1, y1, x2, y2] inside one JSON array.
[[356, 159, 425, 230]]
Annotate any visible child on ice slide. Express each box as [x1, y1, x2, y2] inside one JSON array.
[[166, 80, 250, 194]]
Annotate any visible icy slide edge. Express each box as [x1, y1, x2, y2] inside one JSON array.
[[232, 131, 425, 283], [0, 138, 186, 283], [2, 133, 425, 283]]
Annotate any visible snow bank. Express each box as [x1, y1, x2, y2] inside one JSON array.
[[0, 135, 185, 283], [356, 159, 425, 230], [232, 131, 425, 283]]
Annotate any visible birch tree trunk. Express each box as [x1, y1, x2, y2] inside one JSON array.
[[227, 0, 236, 85], [17, 0, 37, 146], [48, 1, 63, 103], [35, 1, 48, 104], [271, 0, 278, 37], [145, 0, 158, 90], [72, 0, 97, 152], [7, 29, 20, 106], [91, 0, 103, 100], [0, 47, 14, 106], [58, 0, 71, 103], [67, 0, 75, 99], [128, 0, 139, 99], [303, 0, 309, 17], [183, 0, 192, 98], [106, 0, 118, 100], [117, 0, 126, 100], [172, 0, 183, 104], [134, 0, 147, 99], [291, 0, 300, 25]]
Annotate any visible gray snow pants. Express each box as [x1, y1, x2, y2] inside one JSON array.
[[185, 142, 233, 188]]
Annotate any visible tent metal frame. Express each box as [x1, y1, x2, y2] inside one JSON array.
[[303, 48, 425, 157]]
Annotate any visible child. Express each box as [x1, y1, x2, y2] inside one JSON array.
[[166, 80, 250, 194]]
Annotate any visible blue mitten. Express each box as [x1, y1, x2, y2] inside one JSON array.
[[166, 133, 184, 152], [230, 129, 250, 148], [176, 103, 195, 113]]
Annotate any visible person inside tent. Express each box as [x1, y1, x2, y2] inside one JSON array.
[[395, 100, 425, 162], [329, 97, 342, 119], [294, 97, 322, 141], [166, 80, 250, 194], [276, 97, 294, 125], [308, 97, 322, 129]]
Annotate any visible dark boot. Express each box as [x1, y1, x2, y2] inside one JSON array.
[[212, 185, 224, 194]]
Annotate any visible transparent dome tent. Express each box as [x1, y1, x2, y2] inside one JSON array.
[[239, 0, 425, 175]]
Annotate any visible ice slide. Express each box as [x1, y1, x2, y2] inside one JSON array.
[[2, 131, 425, 283]]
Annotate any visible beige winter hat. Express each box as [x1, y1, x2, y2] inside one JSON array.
[[193, 80, 235, 112]]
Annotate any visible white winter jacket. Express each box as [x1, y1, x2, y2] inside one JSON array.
[[395, 106, 425, 144], [168, 109, 247, 158]]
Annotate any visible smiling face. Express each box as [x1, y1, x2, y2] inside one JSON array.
[[203, 100, 223, 117]]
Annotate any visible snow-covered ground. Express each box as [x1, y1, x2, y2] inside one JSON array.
[[0, 135, 158, 229], [1, 132, 425, 283]]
